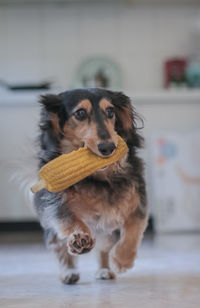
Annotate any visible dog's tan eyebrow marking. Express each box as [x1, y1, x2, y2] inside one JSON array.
[[99, 99, 113, 112], [74, 99, 92, 113]]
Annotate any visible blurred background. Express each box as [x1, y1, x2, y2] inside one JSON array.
[[0, 0, 200, 233], [0, 1, 200, 306]]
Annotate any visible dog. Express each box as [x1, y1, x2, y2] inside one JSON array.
[[34, 88, 148, 284]]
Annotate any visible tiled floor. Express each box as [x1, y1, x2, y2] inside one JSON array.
[[0, 233, 200, 308]]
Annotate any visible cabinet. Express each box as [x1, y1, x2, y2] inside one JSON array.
[[0, 90, 200, 221]]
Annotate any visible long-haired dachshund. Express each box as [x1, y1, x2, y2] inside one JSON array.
[[34, 88, 148, 284]]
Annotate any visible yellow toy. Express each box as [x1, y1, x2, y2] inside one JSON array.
[[31, 136, 128, 193]]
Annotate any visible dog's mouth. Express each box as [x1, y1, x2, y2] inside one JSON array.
[[80, 142, 113, 171]]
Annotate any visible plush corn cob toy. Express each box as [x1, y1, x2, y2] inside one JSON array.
[[31, 135, 128, 193]]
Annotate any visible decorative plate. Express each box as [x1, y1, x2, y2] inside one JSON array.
[[73, 56, 122, 90]]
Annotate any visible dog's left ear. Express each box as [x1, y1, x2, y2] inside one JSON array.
[[39, 94, 63, 113], [110, 92, 143, 148], [39, 94, 68, 134]]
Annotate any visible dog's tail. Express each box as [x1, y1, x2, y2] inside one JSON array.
[[8, 138, 39, 214]]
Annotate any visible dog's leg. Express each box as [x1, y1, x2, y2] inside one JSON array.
[[45, 230, 80, 284], [54, 241, 80, 284], [111, 214, 148, 273], [34, 191, 95, 255], [96, 251, 116, 280], [96, 232, 119, 280], [58, 216, 95, 256]]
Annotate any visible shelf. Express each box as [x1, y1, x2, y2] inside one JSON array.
[[126, 90, 200, 105], [0, 89, 200, 107]]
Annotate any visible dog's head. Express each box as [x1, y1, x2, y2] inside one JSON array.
[[40, 88, 143, 157]]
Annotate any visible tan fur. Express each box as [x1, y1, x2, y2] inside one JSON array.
[[83, 121, 101, 155], [117, 105, 133, 132], [50, 113, 61, 135], [99, 251, 110, 268], [111, 215, 148, 272], [99, 98, 113, 111], [104, 120, 118, 146], [61, 121, 84, 153], [73, 99, 92, 114], [96, 250, 116, 279], [99, 98, 118, 146], [62, 179, 140, 233]]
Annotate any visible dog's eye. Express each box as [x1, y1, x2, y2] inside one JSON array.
[[106, 107, 115, 119], [74, 108, 88, 121]]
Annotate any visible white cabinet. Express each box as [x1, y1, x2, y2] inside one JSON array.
[[0, 90, 200, 221], [132, 91, 200, 223], [0, 93, 40, 221]]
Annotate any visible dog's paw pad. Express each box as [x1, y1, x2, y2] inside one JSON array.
[[67, 232, 95, 255], [60, 270, 80, 285], [96, 268, 116, 280]]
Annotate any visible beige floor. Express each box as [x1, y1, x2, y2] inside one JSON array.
[[0, 232, 200, 308]]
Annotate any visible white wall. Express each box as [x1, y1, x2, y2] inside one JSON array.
[[0, 2, 200, 91]]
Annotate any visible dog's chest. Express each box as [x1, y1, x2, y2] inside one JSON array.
[[64, 184, 139, 232]]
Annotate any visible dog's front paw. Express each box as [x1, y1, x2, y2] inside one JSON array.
[[67, 232, 95, 255]]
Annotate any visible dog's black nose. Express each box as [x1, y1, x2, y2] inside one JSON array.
[[98, 142, 116, 156]]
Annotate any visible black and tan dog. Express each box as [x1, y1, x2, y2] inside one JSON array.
[[34, 88, 148, 284]]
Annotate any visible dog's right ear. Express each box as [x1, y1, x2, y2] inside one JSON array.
[[39, 94, 62, 113]]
